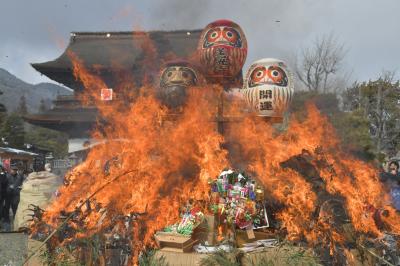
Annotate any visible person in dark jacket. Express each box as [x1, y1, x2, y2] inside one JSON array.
[[389, 161, 400, 175], [4, 164, 23, 222], [380, 161, 400, 182], [0, 165, 8, 221], [380, 161, 400, 210]]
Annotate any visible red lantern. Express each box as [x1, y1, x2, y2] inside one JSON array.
[[197, 19, 247, 83]]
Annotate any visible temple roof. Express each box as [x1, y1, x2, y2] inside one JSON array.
[[32, 30, 202, 90], [24, 96, 98, 138], [0, 147, 38, 157]]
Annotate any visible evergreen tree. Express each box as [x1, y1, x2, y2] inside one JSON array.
[[0, 113, 25, 148], [331, 110, 375, 161], [0, 90, 6, 113], [290, 91, 375, 160], [39, 98, 48, 113], [17, 95, 28, 115], [343, 73, 400, 158], [0, 94, 67, 156], [25, 125, 68, 158]]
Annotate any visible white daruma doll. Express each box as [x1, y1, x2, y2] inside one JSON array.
[[242, 58, 294, 118]]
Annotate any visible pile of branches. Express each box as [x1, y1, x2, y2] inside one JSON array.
[[280, 148, 400, 265], [27, 148, 400, 266], [29, 198, 147, 265]]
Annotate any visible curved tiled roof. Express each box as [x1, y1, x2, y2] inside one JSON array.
[[31, 30, 202, 90]]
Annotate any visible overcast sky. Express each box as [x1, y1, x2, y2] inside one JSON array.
[[1, 0, 400, 85]]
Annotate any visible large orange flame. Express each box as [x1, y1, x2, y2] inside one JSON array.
[[37, 46, 400, 265]]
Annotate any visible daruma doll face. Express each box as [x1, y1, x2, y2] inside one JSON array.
[[198, 19, 247, 81], [158, 61, 198, 109], [160, 66, 197, 88], [242, 58, 294, 117]]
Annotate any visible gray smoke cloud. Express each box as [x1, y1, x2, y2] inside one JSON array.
[[1, 0, 400, 85]]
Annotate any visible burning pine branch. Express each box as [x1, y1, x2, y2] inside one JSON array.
[[28, 143, 400, 265], [25, 20, 400, 264]]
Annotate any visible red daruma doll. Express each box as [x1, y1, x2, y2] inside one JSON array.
[[197, 19, 247, 84]]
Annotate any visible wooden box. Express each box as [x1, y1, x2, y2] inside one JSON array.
[[235, 229, 275, 247], [192, 214, 217, 246], [154, 232, 198, 253]]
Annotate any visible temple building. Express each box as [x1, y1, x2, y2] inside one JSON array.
[[25, 30, 202, 160], [0, 147, 38, 172]]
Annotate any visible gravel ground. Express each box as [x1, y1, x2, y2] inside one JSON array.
[[0, 232, 28, 266]]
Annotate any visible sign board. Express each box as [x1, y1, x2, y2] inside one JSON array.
[[101, 88, 113, 101]]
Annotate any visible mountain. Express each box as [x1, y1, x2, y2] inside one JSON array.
[[0, 68, 72, 113]]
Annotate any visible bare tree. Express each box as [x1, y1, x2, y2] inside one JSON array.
[[369, 71, 400, 156], [295, 34, 347, 93]]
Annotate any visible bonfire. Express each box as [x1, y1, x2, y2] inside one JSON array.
[[24, 22, 400, 266]]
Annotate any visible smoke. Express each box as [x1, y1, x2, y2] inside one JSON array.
[[147, 0, 331, 75], [150, 0, 212, 30], [2, 0, 400, 84]]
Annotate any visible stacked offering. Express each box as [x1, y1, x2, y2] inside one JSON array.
[[154, 169, 269, 251], [209, 169, 269, 230], [163, 207, 205, 236], [155, 206, 205, 252]]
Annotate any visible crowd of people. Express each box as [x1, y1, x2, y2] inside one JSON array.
[[0, 162, 62, 232], [0, 163, 24, 231]]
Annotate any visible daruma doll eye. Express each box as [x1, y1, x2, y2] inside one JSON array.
[[223, 28, 238, 43], [207, 29, 221, 42], [268, 66, 284, 83], [250, 66, 267, 83]]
